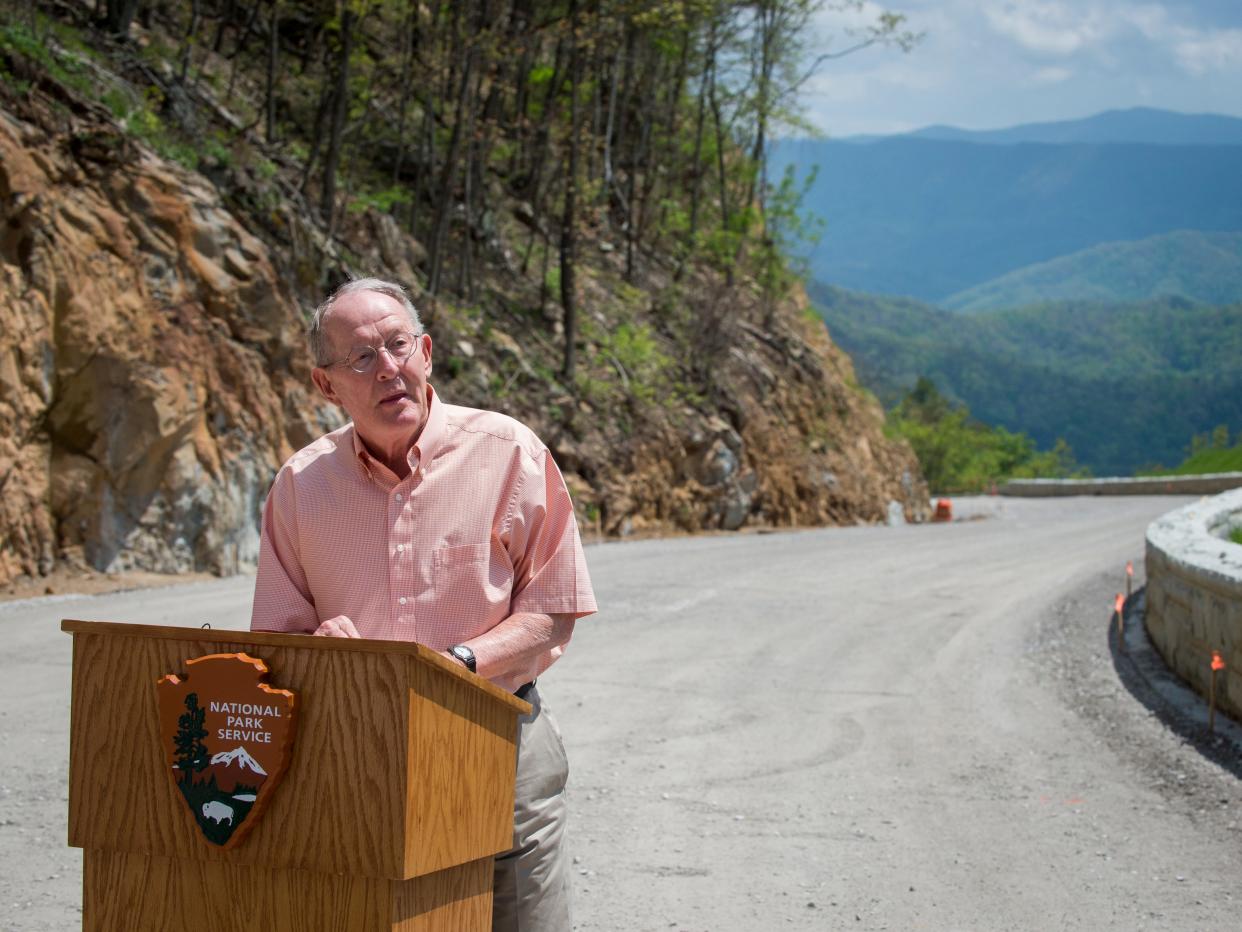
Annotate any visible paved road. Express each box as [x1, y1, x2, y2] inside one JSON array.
[[3, 496, 1240, 930]]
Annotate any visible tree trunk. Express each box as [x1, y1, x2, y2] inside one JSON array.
[[226, 0, 263, 102], [265, 0, 279, 143], [560, 0, 581, 382], [683, 20, 715, 270], [320, 6, 355, 228], [105, 0, 142, 38], [708, 60, 733, 286], [427, 44, 475, 295], [212, 0, 236, 54], [179, 0, 200, 80], [390, 3, 418, 184]]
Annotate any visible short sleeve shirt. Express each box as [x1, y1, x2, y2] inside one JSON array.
[[250, 387, 597, 690]]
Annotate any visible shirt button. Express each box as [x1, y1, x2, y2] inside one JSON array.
[[396, 544, 405, 553], [394, 493, 403, 502], [399, 597, 408, 606]]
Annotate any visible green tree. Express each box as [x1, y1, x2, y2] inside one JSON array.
[[888, 377, 1086, 492], [174, 692, 209, 782]]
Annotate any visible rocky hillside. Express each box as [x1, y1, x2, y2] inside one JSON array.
[[0, 6, 926, 588]]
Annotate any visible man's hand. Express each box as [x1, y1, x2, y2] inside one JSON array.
[[313, 615, 361, 638]]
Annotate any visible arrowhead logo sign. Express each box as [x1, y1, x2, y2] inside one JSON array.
[[156, 653, 297, 848]]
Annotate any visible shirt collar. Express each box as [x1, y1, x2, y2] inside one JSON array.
[[414, 385, 446, 466], [350, 385, 445, 484]]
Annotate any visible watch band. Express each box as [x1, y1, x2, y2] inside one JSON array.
[[449, 644, 476, 673]]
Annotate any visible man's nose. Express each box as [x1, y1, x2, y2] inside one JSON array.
[[373, 346, 401, 379]]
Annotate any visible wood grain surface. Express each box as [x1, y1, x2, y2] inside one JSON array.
[[64, 622, 526, 886], [394, 858, 494, 931], [404, 657, 519, 877], [83, 850, 493, 931]]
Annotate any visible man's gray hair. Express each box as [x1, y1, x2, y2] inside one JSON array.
[[309, 277, 423, 366]]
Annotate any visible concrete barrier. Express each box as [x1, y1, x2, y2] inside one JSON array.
[[1145, 488, 1242, 721], [1001, 473, 1242, 497]]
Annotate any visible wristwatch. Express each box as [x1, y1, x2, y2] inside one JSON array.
[[449, 644, 476, 673]]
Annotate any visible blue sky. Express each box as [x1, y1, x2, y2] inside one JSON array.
[[802, 0, 1242, 136]]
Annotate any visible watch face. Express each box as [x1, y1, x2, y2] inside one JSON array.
[[451, 645, 476, 670]]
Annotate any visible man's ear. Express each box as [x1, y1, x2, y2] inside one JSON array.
[[421, 333, 433, 380], [311, 366, 341, 405]]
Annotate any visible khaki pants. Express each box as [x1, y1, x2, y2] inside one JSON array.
[[491, 686, 571, 932]]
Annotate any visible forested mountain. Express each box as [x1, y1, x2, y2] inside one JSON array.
[[0, 1, 927, 587], [770, 118, 1242, 302], [809, 284, 1242, 476], [943, 231, 1242, 312]]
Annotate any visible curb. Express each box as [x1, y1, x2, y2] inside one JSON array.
[[1003, 474, 1242, 496], [1111, 587, 1242, 772]]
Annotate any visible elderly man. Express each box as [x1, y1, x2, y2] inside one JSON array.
[[251, 277, 596, 931]]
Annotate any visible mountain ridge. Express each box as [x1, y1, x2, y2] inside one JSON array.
[[902, 107, 1242, 146], [828, 107, 1242, 146], [769, 131, 1242, 301], [942, 230, 1242, 312], [808, 283, 1242, 476]]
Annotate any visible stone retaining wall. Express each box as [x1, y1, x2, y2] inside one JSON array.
[[1002, 474, 1242, 497], [1145, 489, 1242, 721]]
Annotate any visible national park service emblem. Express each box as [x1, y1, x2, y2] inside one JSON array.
[[156, 653, 297, 848]]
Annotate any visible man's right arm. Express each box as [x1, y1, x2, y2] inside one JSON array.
[[251, 467, 325, 634], [252, 466, 363, 639]]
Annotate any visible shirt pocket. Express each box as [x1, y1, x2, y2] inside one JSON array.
[[434, 542, 492, 569], [431, 541, 515, 630]]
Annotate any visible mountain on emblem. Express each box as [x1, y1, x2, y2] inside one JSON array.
[[157, 653, 296, 848]]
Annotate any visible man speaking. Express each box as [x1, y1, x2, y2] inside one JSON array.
[[251, 277, 597, 931]]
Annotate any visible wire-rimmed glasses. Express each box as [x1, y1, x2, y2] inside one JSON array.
[[325, 331, 421, 374]]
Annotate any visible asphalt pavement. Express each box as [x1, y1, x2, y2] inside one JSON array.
[[2, 495, 1240, 931]]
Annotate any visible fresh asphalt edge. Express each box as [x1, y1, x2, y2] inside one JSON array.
[[1111, 586, 1242, 780]]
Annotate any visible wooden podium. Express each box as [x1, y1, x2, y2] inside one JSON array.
[[61, 620, 531, 931]]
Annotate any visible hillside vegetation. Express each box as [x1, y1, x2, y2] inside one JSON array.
[[0, 1, 927, 585], [943, 231, 1242, 312], [887, 378, 1085, 494], [810, 283, 1242, 476]]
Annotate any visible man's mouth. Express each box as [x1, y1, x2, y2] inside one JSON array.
[[379, 389, 409, 406]]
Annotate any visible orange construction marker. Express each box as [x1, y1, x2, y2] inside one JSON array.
[[1114, 593, 1126, 650], [1209, 651, 1224, 733]]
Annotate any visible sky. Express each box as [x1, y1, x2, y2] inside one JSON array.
[[801, 0, 1242, 136]]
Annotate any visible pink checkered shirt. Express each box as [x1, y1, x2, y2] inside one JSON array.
[[250, 388, 596, 690]]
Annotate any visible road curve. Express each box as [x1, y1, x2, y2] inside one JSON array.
[[3, 495, 1240, 931]]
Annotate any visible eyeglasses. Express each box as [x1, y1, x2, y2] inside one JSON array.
[[325, 331, 422, 374]]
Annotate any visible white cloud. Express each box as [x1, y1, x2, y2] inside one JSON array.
[[1030, 65, 1073, 84], [795, 0, 1242, 136], [983, 1, 1108, 56], [1171, 28, 1242, 74]]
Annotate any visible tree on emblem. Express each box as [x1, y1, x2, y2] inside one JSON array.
[[174, 692, 209, 781]]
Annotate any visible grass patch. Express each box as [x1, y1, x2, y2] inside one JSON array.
[[0, 21, 93, 96], [1157, 444, 1242, 476], [1142, 427, 1242, 476], [1231, 527, 1242, 546]]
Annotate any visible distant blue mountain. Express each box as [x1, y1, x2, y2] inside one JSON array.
[[770, 110, 1242, 303], [900, 107, 1242, 146]]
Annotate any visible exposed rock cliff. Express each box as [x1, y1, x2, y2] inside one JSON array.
[[0, 35, 925, 589], [0, 99, 336, 583]]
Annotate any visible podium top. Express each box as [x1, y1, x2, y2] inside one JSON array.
[[61, 619, 531, 714]]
